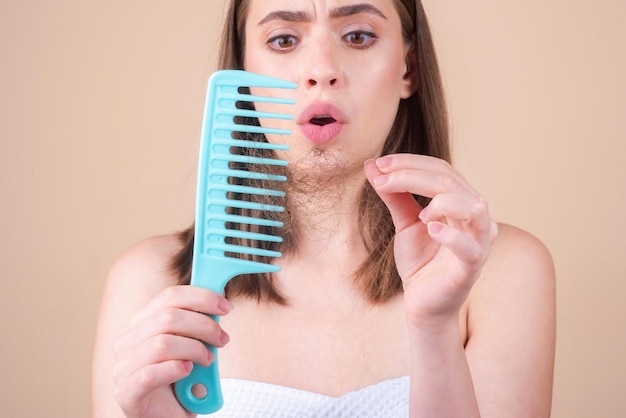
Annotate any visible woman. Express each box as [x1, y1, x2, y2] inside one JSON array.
[[91, 1, 556, 417]]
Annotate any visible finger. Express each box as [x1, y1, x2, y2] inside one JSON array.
[[115, 333, 215, 384], [130, 285, 233, 328], [115, 307, 229, 359], [138, 334, 217, 367], [374, 154, 477, 195], [365, 159, 423, 233], [371, 167, 467, 199], [116, 359, 192, 409], [426, 222, 487, 270], [489, 220, 499, 243], [419, 193, 492, 237]]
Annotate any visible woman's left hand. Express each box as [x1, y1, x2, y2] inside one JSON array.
[[365, 154, 498, 328]]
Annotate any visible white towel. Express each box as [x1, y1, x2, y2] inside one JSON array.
[[201, 376, 410, 417]]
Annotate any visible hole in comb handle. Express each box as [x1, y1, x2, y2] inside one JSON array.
[[191, 383, 208, 400]]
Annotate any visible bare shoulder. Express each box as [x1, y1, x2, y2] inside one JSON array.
[[477, 224, 554, 285], [111, 233, 182, 271], [111, 234, 182, 276], [93, 234, 184, 364], [466, 222, 556, 336], [103, 233, 185, 312], [477, 223, 554, 290], [492, 223, 553, 263]]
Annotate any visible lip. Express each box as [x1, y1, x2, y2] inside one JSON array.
[[297, 102, 347, 144]]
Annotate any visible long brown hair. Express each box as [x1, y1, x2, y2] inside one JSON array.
[[171, 0, 450, 304]]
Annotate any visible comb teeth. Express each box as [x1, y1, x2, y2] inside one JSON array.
[[194, 70, 296, 265]]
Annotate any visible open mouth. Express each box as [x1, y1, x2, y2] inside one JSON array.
[[298, 103, 346, 144], [309, 116, 337, 126]]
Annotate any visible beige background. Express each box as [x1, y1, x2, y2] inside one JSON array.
[[1, 1, 624, 417]]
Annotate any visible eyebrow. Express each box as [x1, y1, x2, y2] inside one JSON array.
[[257, 3, 387, 26], [330, 4, 387, 20], [258, 10, 308, 25]]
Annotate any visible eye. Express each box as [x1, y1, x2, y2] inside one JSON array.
[[343, 31, 377, 48], [267, 34, 298, 51]]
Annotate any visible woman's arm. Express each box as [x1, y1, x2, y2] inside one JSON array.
[[90, 235, 231, 418], [365, 155, 555, 417], [91, 237, 176, 418], [465, 224, 556, 417], [405, 225, 555, 418]]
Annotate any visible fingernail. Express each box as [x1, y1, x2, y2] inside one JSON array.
[[220, 330, 230, 345], [373, 175, 388, 186], [375, 156, 392, 170], [428, 222, 444, 235], [418, 206, 429, 221], [218, 298, 233, 314], [182, 360, 193, 373]]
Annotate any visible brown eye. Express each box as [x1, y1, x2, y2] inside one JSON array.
[[344, 31, 376, 48], [268, 35, 298, 51], [349, 33, 365, 45]]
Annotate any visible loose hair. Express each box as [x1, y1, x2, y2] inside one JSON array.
[[171, 0, 450, 304]]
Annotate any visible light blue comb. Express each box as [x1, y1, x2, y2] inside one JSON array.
[[174, 70, 296, 414]]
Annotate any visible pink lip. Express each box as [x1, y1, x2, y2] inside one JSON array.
[[297, 102, 347, 144]]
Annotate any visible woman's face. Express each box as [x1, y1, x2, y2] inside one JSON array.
[[243, 0, 415, 175]]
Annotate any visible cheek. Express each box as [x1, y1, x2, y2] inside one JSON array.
[[354, 91, 400, 152], [356, 61, 405, 134], [372, 53, 407, 90]]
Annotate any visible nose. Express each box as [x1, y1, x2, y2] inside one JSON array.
[[307, 76, 337, 88], [302, 36, 342, 89]]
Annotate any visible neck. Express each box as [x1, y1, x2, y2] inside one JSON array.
[[274, 166, 370, 302], [284, 166, 365, 253]]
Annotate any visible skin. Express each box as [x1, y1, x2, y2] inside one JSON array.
[[90, 1, 556, 417]]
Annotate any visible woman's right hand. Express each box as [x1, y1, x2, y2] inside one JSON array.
[[112, 285, 232, 418]]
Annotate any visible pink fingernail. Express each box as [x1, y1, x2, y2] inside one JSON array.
[[376, 156, 392, 170], [218, 298, 233, 314], [419, 207, 429, 221], [428, 222, 444, 234], [373, 175, 388, 186]]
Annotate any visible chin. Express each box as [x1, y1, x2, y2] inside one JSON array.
[[287, 145, 367, 184]]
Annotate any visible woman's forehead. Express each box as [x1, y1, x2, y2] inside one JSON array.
[[246, 0, 397, 22]]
